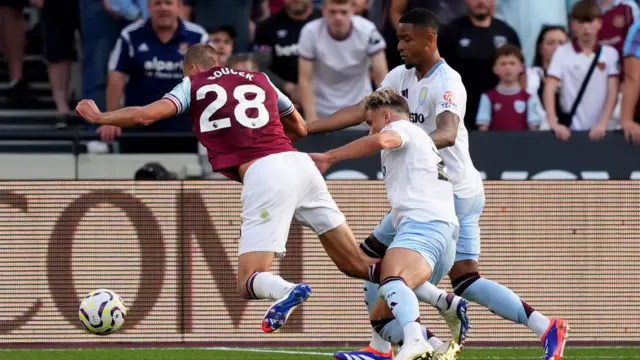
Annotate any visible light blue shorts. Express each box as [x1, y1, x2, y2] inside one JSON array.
[[372, 192, 485, 265], [384, 218, 457, 286]]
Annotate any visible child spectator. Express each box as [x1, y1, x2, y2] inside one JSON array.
[[208, 25, 235, 65], [476, 45, 542, 131]]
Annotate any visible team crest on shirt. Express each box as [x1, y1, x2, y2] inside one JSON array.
[[614, 15, 626, 28], [513, 100, 526, 114], [179, 42, 189, 55], [418, 87, 428, 105], [493, 35, 507, 48], [597, 62, 606, 71], [494, 103, 502, 111]]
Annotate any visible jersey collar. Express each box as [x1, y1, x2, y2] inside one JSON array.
[[416, 58, 446, 80]]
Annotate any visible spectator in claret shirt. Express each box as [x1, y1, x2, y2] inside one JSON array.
[[476, 45, 542, 131]]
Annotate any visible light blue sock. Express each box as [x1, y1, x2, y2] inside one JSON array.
[[363, 281, 380, 314], [460, 278, 529, 325], [376, 319, 434, 346], [378, 278, 420, 327]]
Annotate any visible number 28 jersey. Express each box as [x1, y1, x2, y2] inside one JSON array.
[[163, 67, 296, 182]]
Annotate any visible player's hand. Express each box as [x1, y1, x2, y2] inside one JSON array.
[[551, 124, 571, 141], [588, 123, 607, 141], [622, 121, 640, 145], [76, 99, 103, 124], [309, 153, 331, 174], [96, 125, 122, 143]]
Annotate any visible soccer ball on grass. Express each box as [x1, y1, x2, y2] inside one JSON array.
[[78, 289, 127, 335]]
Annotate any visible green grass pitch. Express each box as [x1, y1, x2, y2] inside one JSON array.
[[0, 347, 638, 360]]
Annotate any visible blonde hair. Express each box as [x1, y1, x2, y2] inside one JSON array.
[[362, 88, 410, 115]]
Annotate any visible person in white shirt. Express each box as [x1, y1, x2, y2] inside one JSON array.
[[297, 0, 388, 122], [310, 88, 459, 360], [544, 0, 620, 141], [307, 8, 568, 360]]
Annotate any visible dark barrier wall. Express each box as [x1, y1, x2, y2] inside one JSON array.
[[0, 181, 638, 347], [295, 132, 640, 180]]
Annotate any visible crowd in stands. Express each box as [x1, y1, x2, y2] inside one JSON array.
[[1, 0, 640, 154]]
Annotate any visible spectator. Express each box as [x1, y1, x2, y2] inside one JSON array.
[[0, 0, 27, 105], [597, 0, 639, 74], [182, 0, 252, 52], [620, 17, 640, 144], [495, 0, 572, 67], [79, 0, 131, 112], [209, 26, 235, 65], [439, 0, 521, 130], [544, 0, 619, 141], [35, 0, 80, 128], [101, 0, 208, 152], [254, 0, 321, 99], [524, 25, 568, 130], [297, 0, 387, 122], [476, 45, 542, 131], [227, 53, 260, 72]]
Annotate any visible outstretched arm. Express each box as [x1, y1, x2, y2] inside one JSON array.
[[310, 129, 403, 174], [76, 98, 178, 128], [306, 102, 368, 134]]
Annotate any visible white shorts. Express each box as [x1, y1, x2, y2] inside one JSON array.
[[238, 151, 346, 257]]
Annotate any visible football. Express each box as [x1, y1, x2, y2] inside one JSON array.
[[78, 289, 127, 335]]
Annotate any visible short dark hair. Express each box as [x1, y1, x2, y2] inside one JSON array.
[[571, 0, 601, 22], [208, 25, 236, 40], [494, 44, 524, 64], [363, 88, 410, 116], [399, 8, 439, 34], [184, 44, 221, 70]]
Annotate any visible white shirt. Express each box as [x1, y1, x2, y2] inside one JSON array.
[[298, 15, 386, 119], [379, 60, 484, 198], [547, 42, 619, 131], [381, 120, 458, 229]]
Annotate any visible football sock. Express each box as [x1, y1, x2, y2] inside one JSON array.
[[364, 281, 393, 353], [413, 280, 448, 311], [371, 319, 435, 347], [425, 328, 445, 349], [378, 277, 422, 343], [245, 272, 295, 300], [453, 272, 550, 337], [528, 311, 552, 338]]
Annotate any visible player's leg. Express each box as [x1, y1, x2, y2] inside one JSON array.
[[370, 219, 455, 360], [294, 154, 376, 280], [335, 215, 397, 360], [449, 192, 568, 359], [237, 154, 312, 333]]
